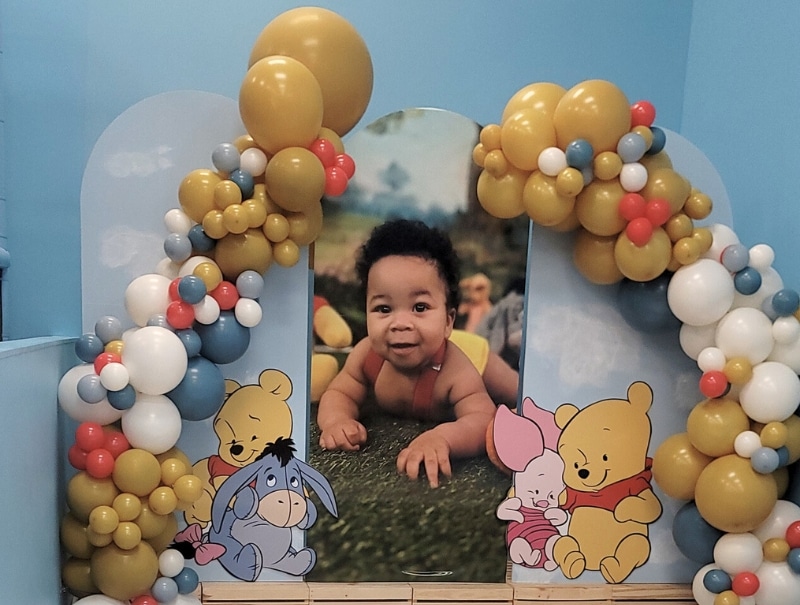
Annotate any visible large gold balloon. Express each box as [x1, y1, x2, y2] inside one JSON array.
[[91, 542, 159, 601], [572, 229, 623, 285], [178, 169, 223, 223], [614, 227, 672, 282], [553, 79, 631, 153], [694, 454, 778, 533], [145, 511, 178, 554], [214, 228, 273, 279], [61, 557, 97, 597], [60, 513, 95, 559], [639, 150, 673, 172], [249, 7, 373, 137], [264, 146, 326, 212], [686, 397, 751, 457], [112, 449, 162, 498], [641, 167, 691, 214], [652, 432, 713, 501], [476, 167, 527, 219], [66, 472, 120, 523], [501, 81, 567, 123], [239, 56, 324, 154], [575, 179, 627, 236], [522, 171, 575, 226], [500, 108, 558, 171]]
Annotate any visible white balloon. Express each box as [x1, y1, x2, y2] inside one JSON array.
[[768, 337, 800, 373], [124, 273, 172, 327], [734, 430, 762, 458], [122, 326, 188, 395], [752, 499, 800, 542], [772, 316, 800, 345], [715, 307, 774, 364], [99, 362, 130, 392], [619, 162, 648, 192], [713, 532, 763, 574], [698, 346, 726, 372], [164, 207, 193, 235], [58, 363, 124, 424], [749, 244, 776, 271], [537, 146, 566, 176], [156, 256, 181, 279], [691, 563, 718, 605], [172, 595, 202, 605], [121, 393, 182, 454], [680, 322, 718, 360], [703, 223, 740, 262], [668, 259, 735, 326], [193, 295, 221, 325], [178, 255, 215, 277], [739, 361, 800, 423], [754, 561, 800, 605], [240, 147, 268, 176], [159, 547, 186, 577], [234, 297, 262, 328], [731, 266, 784, 311], [73, 595, 129, 605]]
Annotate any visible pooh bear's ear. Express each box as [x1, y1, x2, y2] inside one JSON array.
[[259, 369, 293, 400], [554, 403, 579, 429], [225, 379, 241, 398], [627, 381, 653, 412]]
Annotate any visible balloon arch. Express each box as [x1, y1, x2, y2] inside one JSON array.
[[57, 7, 800, 605]]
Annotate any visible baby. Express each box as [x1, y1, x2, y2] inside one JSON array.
[[317, 219, 516, 487]]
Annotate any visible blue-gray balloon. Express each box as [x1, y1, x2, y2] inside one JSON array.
[[164, 232, 192, 263], [94, 315, 123, 344], [77, 373, 107, 403]]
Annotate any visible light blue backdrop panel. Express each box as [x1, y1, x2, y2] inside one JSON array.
[[79, 91, 313, 582], [514, 130, 732, 584]]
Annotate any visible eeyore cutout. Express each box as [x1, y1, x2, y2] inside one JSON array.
[[206, 436, 338, 580]]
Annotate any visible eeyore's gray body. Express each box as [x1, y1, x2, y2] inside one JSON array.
[[209, 437, 337, 580]]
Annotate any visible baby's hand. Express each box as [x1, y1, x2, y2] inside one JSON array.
[[396, 430, 452, 488], [319, 419, 367, 452]]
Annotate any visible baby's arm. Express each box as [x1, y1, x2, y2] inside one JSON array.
[[317, 338, 371, 451]]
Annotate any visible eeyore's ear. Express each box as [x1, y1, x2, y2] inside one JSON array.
[[211, 461, 261, 529], [297, 459, 338, 518]]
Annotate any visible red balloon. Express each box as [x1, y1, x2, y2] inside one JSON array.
[[210, 281, 240, 311], [334, 153, 356, 178], [786, 520, 800, 548], [75, 421, 106, 452], [619, 192, 646, 221], [131, 595, 159, 605], [631, 100, 656, 127], [325, 166, 349, 197], [168, 277, 182, 301], [699, 370, 729, 399], [93, 351, 121, 375], [103, 430, 130, 458], [309, 138, 337, 168], [166, 300, 195, 330], [625, 217, 654, 247], [85, 448, 115, 479], [732, 571, 759, 597], [68, 444, 88, 470], [645, 198, 671, 227]]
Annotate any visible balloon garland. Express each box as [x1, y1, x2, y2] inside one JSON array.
[[476, 79, 800, 604]]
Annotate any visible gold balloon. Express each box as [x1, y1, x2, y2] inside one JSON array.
[[86, 526, 113, 548], [178, 169, 222, 223], [249, 7, 373, 137], [214, 229, 273, 279], [763, 537, 790, 562], [317, 126, 345, 153], [555, 167, 585, 197], [243, 198, 268, 229], [145, 512, 178, 555], [104, 339, 124, 356], [263, 213, 291, 242], [652, 432, 713, 500], [264, 146, 326, 212], [501, 81, 567, 123], [135, 501, 169, 539], [202, 209, 227, 240], [286, 199, 324, 246], [692, 227, 714, 255], [684, 189, 713, 220], [89, 504, 120, 535], [500, 108, 558, 171], [479, 123, 502, 151], [522, 171, 576, 226], [160, 457, 188, 487], [672, 236, 701, 266], [239, 55, 324, 154], [593, 151, 623, 181], [61, 557, 97, 597], [774, 466, 789, 498], [148, 486, 178, 516], [214, 179, 243, 208], [639, 150, 673, 172], [761, 421, 789, 449], [112, 521, 142, 550], [483, 149, 509, 177], [91, 542, 159, 601], [614, 227, 672, 282], [273, 238, 301, 268], [686, 397, 751, 457], [631, 125, 654, 150], [476, 167, 527, 219], [553, 79, 631, 153], [472, 143, 488, 168], [156, 446, 192, 470], [253, 183, 284, 214], [641, 167, 691, 214], [193, 260, 223, 292], [724, 357, 754, 386], [222, 203, 249, 235], [173, 474, 203, 504], [694, 454, 778, 533], [233, 134, 258, 153], [665, 213, 694, 242], [575, 179, 627, 236], [550, 209, 581, 232], [67, 472, 120, 523], [784, 415, 800, 463], [112, 449, 162, 498], [112, 492, 142, 522], [61, 513, 95, 559], [572, 229, 623, 285]]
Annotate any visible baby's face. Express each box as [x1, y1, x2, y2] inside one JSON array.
[[366, 255, 454, 371]]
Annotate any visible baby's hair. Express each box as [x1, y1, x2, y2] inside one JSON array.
[[355, 219, 461, 309]]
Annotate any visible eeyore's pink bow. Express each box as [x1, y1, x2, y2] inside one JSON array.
[[174, 523, 226, 565]]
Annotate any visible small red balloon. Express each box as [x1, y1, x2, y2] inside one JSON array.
[[210, 281, 240, 311], [631, 100, 656, 127], [85, 448, 115, 479], [786, 520, 800, 548], [103, 430, 130, 458], [93, 351, 121, 375], [699, 370, 729, 399], [68, 444, 88, 470], [166, 300, 195, 330], [131, 595, 159, 605], [731, 571, 759, 597], [618, 192, 646, 221], [325, 166, 349, 197], [645, 198, 671, 227], [168, 277, 182, 301], [334, 153, 356, 178], [309, 138, 337, 168], [75, 421, 106, 452], [625, 217, 653, 247]]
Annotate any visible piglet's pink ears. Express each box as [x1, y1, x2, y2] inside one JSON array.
[[520, 397, 560, 451], [492, 404, 545, 473]]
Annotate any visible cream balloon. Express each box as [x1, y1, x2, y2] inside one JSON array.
[[739, 361, 800, 423], [667, 259, 735, 326], [124, 274, 172, 327], [121, 394, 183, 455], [122, 326, 188, 396], [715, 307, 775, 365]]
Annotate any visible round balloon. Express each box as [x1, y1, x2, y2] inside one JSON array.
[[652, 432, 713, 500], [572, 229, 624, 285], [553, 79, 631, 153], [166, 355, 226, 421], [667, 259, 735, 326], [91, 542, 159, 601], [59, 363, 124, 425], [122, 326, 188, 396], [263, 146, 326, 212], [214, 229, 273, 280], [501, 81, 566, 123], [195, 310, 251, 365], [672, 501, 723, 564], [124, 273, 172, 328]]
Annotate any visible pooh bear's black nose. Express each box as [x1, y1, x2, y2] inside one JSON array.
[[578, 468, 590, 479], [230, 443, 244, 456]]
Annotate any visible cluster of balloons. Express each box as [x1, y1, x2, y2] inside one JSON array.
[[57, 7, 374, 601], [474, 79, 714, 284], [61, 428, 202, 602]]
